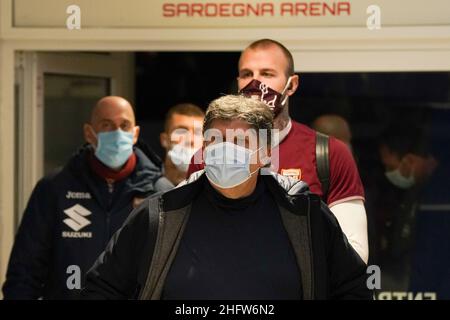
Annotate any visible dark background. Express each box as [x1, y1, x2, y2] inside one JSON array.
[[135, 52, 450, 172]]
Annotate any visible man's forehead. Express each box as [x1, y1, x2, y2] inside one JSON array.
[[91, 96, 135, 121], [97, 115, 133, 122], [380, 145, 401, 160], [211, 119, 251, 130], [211, 121, 259, 138], [92, 106, 135, 125], [171, 113, 203, 124], [168, 113, 203, 131], [239, 46, 288, 70]]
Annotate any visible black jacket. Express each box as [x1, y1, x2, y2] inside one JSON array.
[[82, 171, 372, 300], [2, 146, 162, 299]]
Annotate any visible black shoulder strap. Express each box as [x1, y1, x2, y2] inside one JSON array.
[[137, 196, 161, 299], [315, 132, 330, 201], [147, 197, 161, 255]]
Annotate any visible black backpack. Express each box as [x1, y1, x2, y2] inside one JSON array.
[[315, 132, 330, 202]]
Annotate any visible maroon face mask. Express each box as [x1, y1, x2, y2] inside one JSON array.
[[239, 77, 292, 117]]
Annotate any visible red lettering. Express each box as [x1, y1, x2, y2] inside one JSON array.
[[280, 3, 294, 16], [163, 1, 305, 18], [205, 3, 216, 17], [178, 3, 189, 16], [191, 3, 203, 17], [295, 3, 308, 16], [233, 3, 245, 17], [261, 3, 274, 16], [323, 2, 336, 15], [162, 3, 175, 17], [310, 2, 320, 16], [219, 3, 230, 17], [339, 2, 351, 15], [247, 3, 260, 16]]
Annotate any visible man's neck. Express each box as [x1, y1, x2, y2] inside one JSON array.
[[273, 105, 291, 131], [211, 173, 259, 199], [164, 156, 187, 186], [89, 152, 136, 182]]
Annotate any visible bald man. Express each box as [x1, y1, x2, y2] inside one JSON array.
[[2, 96, 162, 300], [312, 114, 352, 147]]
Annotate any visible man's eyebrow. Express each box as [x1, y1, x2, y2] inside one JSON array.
[[239, 67, 277, 74], [171, 125, 192, 131], [99, 119, 114, 124], [98, 119, 132, 125], [259, 68, 277, 73], [238, 68, 252, 74]]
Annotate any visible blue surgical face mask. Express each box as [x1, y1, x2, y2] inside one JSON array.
[[385, 168, 415, 189], [94, 129, 134, 169], [168, 143, 197, 173], [204, 142, 260, 189]]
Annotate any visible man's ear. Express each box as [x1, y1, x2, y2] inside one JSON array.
[[286, 74, 299, 96], [160, 132, 169, 150], [202, 140, 210, 152], [400, 153, 415, 176], [133, 126, 140, 145], [83, 124, 96, 146], [402, 153, 415, 166]]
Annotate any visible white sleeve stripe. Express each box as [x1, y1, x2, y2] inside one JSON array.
[[329, 199, 369, 264]]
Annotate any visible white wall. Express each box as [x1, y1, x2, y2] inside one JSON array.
[[12, 0, 450, 28]]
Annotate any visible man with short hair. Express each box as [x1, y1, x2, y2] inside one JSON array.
[[2, 96, 161, 299], [82, 95, 371, 300], [376, 125, 450, 297], [155, 103, 204, 191], [312, 114, 352, 148], [187, 39, 369, 263]]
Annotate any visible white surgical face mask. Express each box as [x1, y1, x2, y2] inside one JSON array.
[[168, 143, 197, 173], [204, 142, 260, 189], [385, 169, 415, 189]]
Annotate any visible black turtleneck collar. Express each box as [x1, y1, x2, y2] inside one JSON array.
[[203, 176, 265, 211]]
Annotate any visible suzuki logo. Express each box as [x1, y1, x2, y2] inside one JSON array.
[[63, 204, 92, 232]]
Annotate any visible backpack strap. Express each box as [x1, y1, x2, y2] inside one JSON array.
[[137, 196, 162, 299], [315, 132, 330, 201]]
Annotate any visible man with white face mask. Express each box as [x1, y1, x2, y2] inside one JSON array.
[[82, 95, 371, 300], [187, 39, 369, 263], [155, 103, 204, 192], [3, 96, 162, 300], [375, 125, 441, 294]]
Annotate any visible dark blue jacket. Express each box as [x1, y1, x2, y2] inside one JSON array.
[[2, 146, 161, 299]]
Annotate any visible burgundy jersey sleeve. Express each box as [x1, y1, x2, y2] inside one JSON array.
[[327, 137, 365, 206], [186, 148, 205, 179]]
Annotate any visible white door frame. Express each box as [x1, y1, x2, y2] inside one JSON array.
[[1, 0, 450, 290], [14, 52, 133, 225]]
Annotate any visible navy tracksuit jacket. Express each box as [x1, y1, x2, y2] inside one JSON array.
[[2, 146, 161, 299]]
